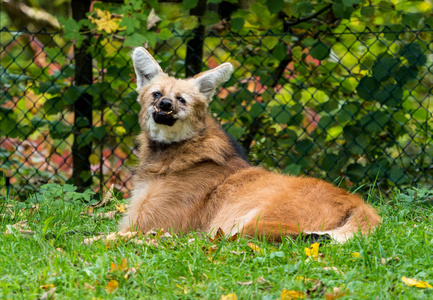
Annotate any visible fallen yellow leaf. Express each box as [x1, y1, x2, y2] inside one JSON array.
[[40, 284, 55, 290], [247, 242, 264, 254], [119, 258, 127, 271], [295, 275, 314, 282], [220, 293, 237, 300], [110, 258, 128, 272], [304, 243, 320, 259], [281, 289, 306, 299], [402, 276, 433, 289], [104, 279, 119, 294], [115, 204, 126, 213], [351, 252, 360, 258], [176, 284, 188, 294]]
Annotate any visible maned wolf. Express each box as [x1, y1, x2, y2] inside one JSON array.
[[119, 47, 381, 243]]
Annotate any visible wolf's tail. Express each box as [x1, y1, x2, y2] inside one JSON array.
[[307, 203, 381, 243], [243, 203, 381, 243]]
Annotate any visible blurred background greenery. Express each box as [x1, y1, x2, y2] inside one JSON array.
[[1, 0, 433, 199]]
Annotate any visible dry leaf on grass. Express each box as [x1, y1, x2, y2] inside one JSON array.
[[247, 242, 264, 255], [80, 209, 118, 219], [226, 232, 239, 242], [110, 258, 128, 273], [130, 229, 175, 247], [295, 276, 316, 283], [307, 281, 327, 297], [9, 220, 28, 230], [280, 289, 306, 299], [209, 228, 239, 243], [124, 267, 137, 279], [401, 276, 433, 289], [80, 207, 94, 216], [92, 183, 115, 208], [209, 228, 226, 243], [256, 276, 267, 284], [15, 229, 36, 235], [130, 238, 160, 247], [97, 211, 117, 219], [5, 205, 14, 215], [295, 276, 326, 297], [237, 280, 253, 286], [230, 250, 246, 255], [323, 266, 345, 275], [202, 244, 218, 255], [381, 255, 400, 265], [220, 293, 237, 300], [104, 279, 119, 294], [40, 284, 55, 290], [39, 287, 56, 300], [324, 287, 346, 300], [28, 204, 40, 214], [108, 258, 138, 279], [176, 284, 188, 294], [83, 283, 95, 291], [115, 204, 126, 213], [83, 231, 139, 245], [5, 220, 36, 236]]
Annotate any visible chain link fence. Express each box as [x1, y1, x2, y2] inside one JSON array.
[[1, 26, 433, 198]]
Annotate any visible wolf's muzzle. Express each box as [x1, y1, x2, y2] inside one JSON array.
[[158, 98, 173, 113], [153, 98, 177, 126]]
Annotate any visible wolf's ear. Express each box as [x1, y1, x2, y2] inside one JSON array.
[[193, 63, 233, 100], [132, 47, 163, 90]]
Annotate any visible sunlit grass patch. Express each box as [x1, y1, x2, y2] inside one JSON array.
[[1, 184, 432, 299]]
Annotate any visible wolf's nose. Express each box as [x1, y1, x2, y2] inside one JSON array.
[[158, 99, 173, 112]]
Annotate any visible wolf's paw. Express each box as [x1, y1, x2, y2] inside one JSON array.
[[301, 233, 331, 244]]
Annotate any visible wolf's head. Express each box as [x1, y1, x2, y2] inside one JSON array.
[[132, 47, 233, 143]]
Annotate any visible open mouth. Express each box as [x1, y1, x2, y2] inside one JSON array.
[[152, 111, 177, 126]]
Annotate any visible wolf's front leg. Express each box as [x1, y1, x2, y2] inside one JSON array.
[[118, 182, 154, 233]]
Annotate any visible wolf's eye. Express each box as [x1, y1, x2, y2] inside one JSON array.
[[153, 91, 162, 99], [177, 96, 186, 104]]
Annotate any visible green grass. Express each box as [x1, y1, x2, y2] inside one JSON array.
[[1, 184, 433, 299]]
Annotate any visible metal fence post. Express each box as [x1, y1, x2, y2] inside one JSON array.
[[71, 0, 93, 192], [185, 0, 206, 77]]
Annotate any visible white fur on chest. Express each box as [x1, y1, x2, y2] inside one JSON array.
[[119, 181, 152, 232]]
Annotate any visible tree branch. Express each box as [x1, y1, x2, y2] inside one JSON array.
[[1, 0, 61, 31], [284, 4, 332, 28]]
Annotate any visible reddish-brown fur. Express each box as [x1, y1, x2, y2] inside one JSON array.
[[119, 48, 381, 243]]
